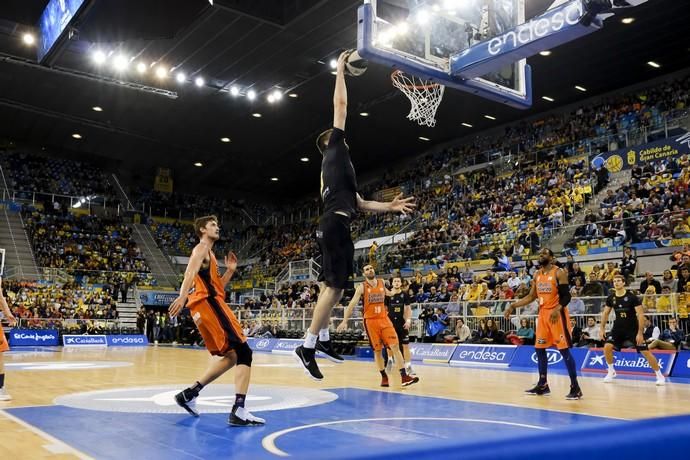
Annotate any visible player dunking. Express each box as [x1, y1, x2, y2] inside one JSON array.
[[386, 275, 415, 376], [0, 277, 17, 401], [169, 216, 264, 426], [601, 274, 665, 385], [337, 265, 419, 387], [504, 248, 583, 399], [293, 51, 415, 380]]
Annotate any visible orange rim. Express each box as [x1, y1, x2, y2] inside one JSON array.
[[390, 70, 440, 90]]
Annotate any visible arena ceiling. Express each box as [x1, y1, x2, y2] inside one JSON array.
[[0, 0, 688, 202]]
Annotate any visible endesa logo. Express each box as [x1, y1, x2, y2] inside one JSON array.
[[531, 349, 564, 366], [107, 335, 148, 346], [487, 1, 584, 55], [458, 349, 507, 362]]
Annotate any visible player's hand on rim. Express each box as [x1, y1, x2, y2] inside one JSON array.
[[390, 193, 416, 215]]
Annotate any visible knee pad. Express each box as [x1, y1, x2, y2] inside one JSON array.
[[234, 342, 253, 367]]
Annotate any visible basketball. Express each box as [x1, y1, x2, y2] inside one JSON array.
[[344, 49, 368, 77]]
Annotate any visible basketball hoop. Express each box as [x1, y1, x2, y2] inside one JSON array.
[[391, 70, 445, 128]]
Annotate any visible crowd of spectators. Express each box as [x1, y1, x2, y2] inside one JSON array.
[[1, 151, 118, 203], [23, 207, 156, 287], [3, 279, 119, 333]]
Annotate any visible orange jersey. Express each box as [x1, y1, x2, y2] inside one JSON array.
[[188, 249, 225, 306], [363, 279, 387, 319], [535, 267, 561, 310]]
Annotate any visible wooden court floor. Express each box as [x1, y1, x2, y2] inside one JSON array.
[[1, 346, 688, 459]]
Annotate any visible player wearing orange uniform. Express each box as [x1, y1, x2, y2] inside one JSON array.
[[505, 248, 583, 400], [338, 265, 418, 387], [0, 276, 18, 401], [169, 215, 264, 426]]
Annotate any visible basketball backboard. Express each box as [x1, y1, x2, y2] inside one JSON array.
[[358, 0, 532, 108]]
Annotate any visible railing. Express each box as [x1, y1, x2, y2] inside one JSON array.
[[1, 189, 113, 211], [16, 317, 124, 331], [230, 295, 689, 338], [37, 267, 156, 287]]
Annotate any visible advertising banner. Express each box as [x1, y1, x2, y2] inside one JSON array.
[[449, 344, 517, 367], [271, 339, 302, 354], [509, 346, 588, 370], [246, 337, 277, 353], [590, 129, 690, 173], [670, 351, 690, 378], [9, 329, 59, 346], [106, 335, 149, 347], [581, 348, 676, 376], [407, 343, 457, 363], [63, 335, 107, 347], [138, 291, 179, 307]]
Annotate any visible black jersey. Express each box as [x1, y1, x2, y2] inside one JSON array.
[[606, 290, 641, 332], [320, 128, 357, 217], [387, 292, 407, 327]]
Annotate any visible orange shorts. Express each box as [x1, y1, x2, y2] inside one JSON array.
[[363, 317, 399, 352], [0, 331, 9, 352], [189, 296, 246, 356], [535, 306, 572, 350]]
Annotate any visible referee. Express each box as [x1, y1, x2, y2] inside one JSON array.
[[294, 50, 416, 381]]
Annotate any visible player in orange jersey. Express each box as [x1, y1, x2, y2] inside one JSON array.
[[338, 265, 419, 387], [169, 215, 264, 426], [505, 248, 583, 400], [0, 277, 17, 401]]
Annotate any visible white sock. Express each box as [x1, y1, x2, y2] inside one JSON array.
[[655, 370, 664, 378], [319, 328, 330, 342], [607, 364, 615, 371], [405, 362, 412, 368], [304, 331, 318, 349]]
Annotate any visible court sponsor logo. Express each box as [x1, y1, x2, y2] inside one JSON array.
[[53, 384, 338, 414], [582, 349, 676, 376], [63, 335, 107, 346], [10, 329, 60, 346], [272, 340, 301, 353], [107, 335, 148, 346], [450, 344, 516, 367], [409, 344, 456, 362], [531, 349, 564, 366]]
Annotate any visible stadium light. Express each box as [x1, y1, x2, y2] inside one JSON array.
[[542, 96, 555, 102], [113, 55, 129, 71], [647, 61, 661, 68], [176, 72, 186, 83], [230, 86, 240, 96], [22, 33, 35, 45], [155, 66, 168, 78], [461, 122, 473, 128], [575, 85, 587, 92], [539, 50, 552, 56], [195, 76, 205, 87], [92, 50, 107, 65], [136, 62, 147, 74], [247, 89, 257, 100]]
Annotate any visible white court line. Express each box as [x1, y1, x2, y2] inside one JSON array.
[[0, 408, 94, 459], [262, 417, 549, 456]]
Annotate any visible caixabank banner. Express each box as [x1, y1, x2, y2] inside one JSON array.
[[671, 351, 690, 378], [407, 343, 457, 363], [581, 348, 676, 376]]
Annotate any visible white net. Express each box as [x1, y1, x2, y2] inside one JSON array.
[[391, 70, 445, 128]]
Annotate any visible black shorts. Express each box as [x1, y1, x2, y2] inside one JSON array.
[[394, 324, 409, 345], [606, 328, 648, 352], [317, 213, 354, 290]]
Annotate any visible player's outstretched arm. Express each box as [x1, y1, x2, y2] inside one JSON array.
[[169, 244, 207, 317], [337, 284, 362, 332], [357, 193, 416, 215], [333, 51, 348, 130]]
